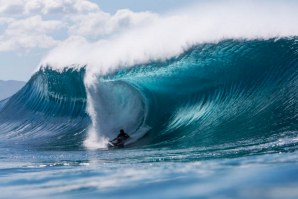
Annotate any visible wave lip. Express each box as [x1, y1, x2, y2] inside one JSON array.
[[41, 0, 298, 77]]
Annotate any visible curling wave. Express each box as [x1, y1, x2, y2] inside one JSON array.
[[0, 38, 297, 154]]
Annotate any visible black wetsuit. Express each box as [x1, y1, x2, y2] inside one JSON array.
[[111, 132, 130, 146]]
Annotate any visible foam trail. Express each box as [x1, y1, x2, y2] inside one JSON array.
[[83, 86, 108, 149]]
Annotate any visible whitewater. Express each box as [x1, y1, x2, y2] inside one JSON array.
[[0, 1, 298, 198]]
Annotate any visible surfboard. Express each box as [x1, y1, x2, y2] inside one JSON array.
[[108, 140, 125, 148]]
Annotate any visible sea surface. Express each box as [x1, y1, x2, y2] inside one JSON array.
[[0, 38, 298, 198]]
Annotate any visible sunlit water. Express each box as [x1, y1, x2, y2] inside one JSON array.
[[1, 144, 298, 199]]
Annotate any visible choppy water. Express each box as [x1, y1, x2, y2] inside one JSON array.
[[1, 146, 298, 199]]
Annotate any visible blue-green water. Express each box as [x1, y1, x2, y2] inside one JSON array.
[[0, 38, 298, 198], [1, 147, 298, 199]]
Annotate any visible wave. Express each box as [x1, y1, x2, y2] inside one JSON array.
[[0, 38, 298, 153], [0, 68, 89, 148]]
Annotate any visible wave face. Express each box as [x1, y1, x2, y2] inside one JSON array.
[[0, 68, 89, 148], [0, 38, 298, 153]]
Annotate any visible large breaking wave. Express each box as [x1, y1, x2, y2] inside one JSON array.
[[0, 38, 297, 153]]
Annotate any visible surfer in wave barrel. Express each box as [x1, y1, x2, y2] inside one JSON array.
[[109, 129, 130, 148]]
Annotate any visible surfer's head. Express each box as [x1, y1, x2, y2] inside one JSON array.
[[120, 129, 125, 134]]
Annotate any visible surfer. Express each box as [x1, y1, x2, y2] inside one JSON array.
[[109, 129, 130, 147]]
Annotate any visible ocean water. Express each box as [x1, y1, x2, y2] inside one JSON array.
[[0, 38, 298, 198]]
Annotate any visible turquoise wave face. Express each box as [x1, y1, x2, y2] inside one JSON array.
[[0, 68, 90, 148], [0, 38, 297, 157], [107, 38, 298, 152]]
